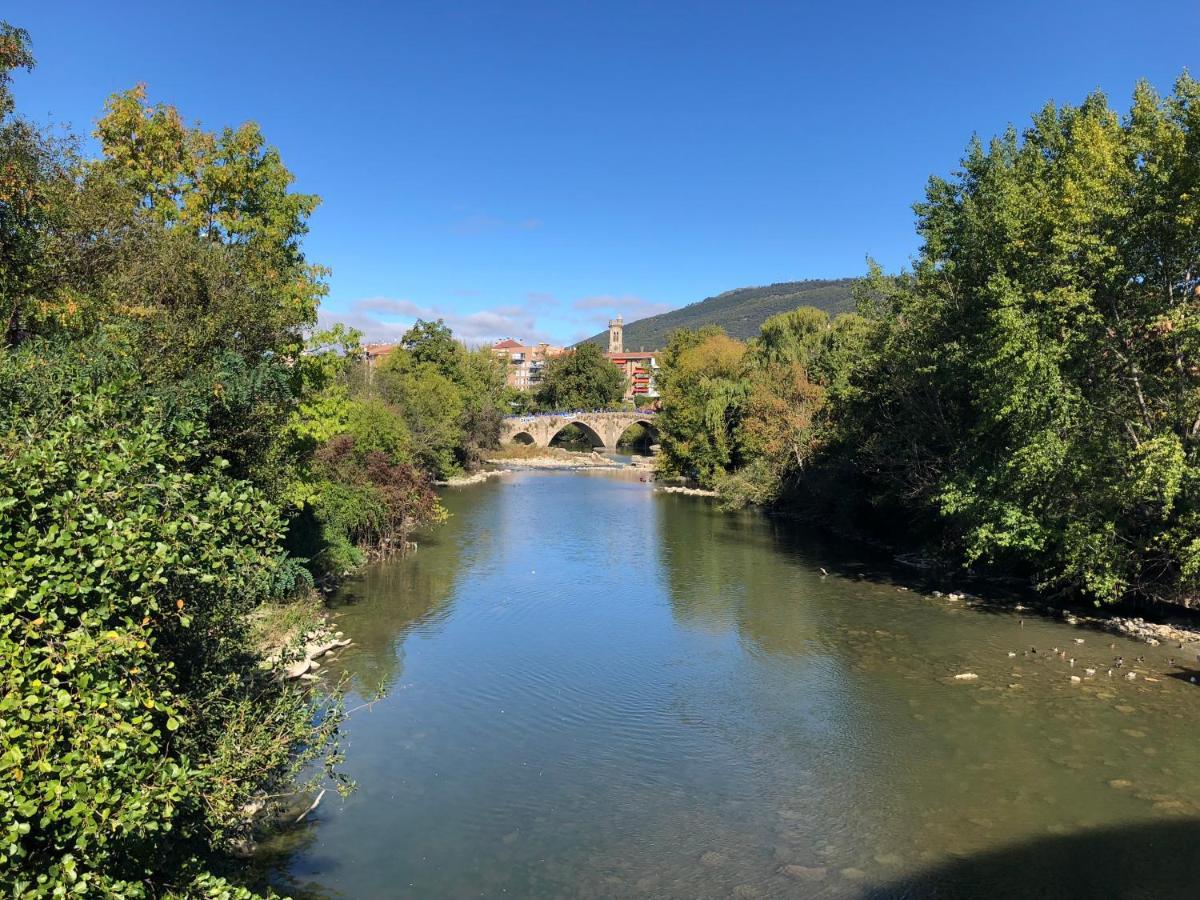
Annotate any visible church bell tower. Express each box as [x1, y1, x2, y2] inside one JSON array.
[[608, 315, 624, 354]]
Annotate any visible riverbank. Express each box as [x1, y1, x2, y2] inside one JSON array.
[[501, 451, 617, 469], [439, 448, 638, 485], [488, 445, 618, 466], [868, 577, 1200, 650], [250, 595, 352, 681]]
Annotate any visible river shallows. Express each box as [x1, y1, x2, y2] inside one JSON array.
[[275, 470, 1200, 898]]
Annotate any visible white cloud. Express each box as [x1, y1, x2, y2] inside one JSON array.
[[316, 289, 676, 348], [317, 296, 553, 347]]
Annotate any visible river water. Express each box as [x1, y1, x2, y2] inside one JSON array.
[[273, 469, 1200, 898]]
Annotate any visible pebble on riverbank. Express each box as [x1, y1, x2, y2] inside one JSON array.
[[923, 584, 1200, 650], [258, 615, 352, 682], [1086, 614, 1200, 648]]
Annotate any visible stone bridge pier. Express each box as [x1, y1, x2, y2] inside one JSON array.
[[501, 411, 659, 451]]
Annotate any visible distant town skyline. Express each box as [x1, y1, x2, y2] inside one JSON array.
[[6, 1, 1198, 345]]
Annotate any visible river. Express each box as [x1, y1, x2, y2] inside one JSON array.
[[270, 469, 1200, 898]]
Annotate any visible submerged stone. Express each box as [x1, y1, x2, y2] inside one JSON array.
[[780, 864, 827, 881]]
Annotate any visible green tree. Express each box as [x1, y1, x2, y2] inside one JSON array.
[[717, 307, 872, 506], [1, 74, 329, 497], [839, 76, 1200, 604], [92, 84, 326, 324], [0, 28, 356, 895], [456, 347, 507, 467], [0, 24, 68, 346], [297, 434, 444, 573], [376, 351, 467, 478], [654, 327, 748, 486], [534, 342, 625, 410], [749, 306, 832, 370], [400, 318, 464, 379], [282, 328, 457, 575], [0, 23, 33, 118]]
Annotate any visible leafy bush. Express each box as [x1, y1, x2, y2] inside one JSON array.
[[0, 338, 340, 896], [306, 436, 444, 568]]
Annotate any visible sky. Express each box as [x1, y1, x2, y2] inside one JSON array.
[[6, 1, 1199, 346]]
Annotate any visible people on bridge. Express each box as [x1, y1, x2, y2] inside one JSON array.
[[505, 409, 657, 422]]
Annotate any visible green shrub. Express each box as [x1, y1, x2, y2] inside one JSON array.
[[0, 337, 340, 896]]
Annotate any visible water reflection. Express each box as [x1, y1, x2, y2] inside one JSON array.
[[277, 471, 1200, 898], [323, 482, 499, 695], [658, 495, 829, 650]]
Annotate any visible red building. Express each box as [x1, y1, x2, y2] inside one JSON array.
[[604, 316, 659, 399]]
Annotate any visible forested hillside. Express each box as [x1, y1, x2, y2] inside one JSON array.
[[580, 278, 857, 349]]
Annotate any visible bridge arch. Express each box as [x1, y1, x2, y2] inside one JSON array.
[[547, 420, 605, 449], [614, 418, 660, 449], [511, 431, 536, 445]]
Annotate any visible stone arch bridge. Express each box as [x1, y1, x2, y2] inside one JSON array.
[[501, 411, 658, 450]]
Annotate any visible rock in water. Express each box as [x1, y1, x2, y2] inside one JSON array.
[[285, 658, 312, 679], [779, 865, 827, 881]]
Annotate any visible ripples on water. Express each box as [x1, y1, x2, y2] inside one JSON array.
[[270, 470, 1200, 899]]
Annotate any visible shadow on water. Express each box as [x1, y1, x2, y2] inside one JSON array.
[[655, 492, 973, 645], [864, 818, 1200, 899], [656, 492, 965, 602], [1166, 666, 1200, 687], [255, 818, 1200, 899], [233, 819, 338, 900]]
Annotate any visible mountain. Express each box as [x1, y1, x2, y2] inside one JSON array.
[[579, 278, 859, 350]]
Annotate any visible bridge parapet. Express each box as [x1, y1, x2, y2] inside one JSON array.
[[501, 410, 658, 450]]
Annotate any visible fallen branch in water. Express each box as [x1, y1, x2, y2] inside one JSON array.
[[295, 788, 327, 823]]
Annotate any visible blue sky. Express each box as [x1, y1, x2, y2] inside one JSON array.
[[6, 1, 1198, 345]]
